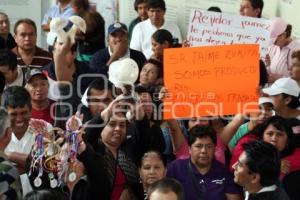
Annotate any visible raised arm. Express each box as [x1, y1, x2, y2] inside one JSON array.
[[219, 114, 245, 146], [53, 38, 75, 82]]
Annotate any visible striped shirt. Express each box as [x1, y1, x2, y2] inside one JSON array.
[[12, 46, 52, 68], [268, 39, 300, 77]]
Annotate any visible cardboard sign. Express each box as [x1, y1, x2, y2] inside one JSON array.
[[187, 9, 270, 57], [163, 44, 259, 119]]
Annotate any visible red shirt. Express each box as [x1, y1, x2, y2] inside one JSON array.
[[31, 101, 54, 125], [111, 166, 126, 200]]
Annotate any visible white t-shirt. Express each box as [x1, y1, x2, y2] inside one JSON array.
[[130, 19, 182, 59], [4, 123, 53, 155]]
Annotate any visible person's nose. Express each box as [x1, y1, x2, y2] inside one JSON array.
[[232, 162, 238, 170]]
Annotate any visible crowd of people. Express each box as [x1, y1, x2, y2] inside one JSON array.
[[1, 0, 300, 199]]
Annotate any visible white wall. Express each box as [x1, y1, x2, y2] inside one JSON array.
[[0, 0, 42, 46], [277, 0, 300, 39], [40, 0, 57, 49], [0, 0, 56, 49]]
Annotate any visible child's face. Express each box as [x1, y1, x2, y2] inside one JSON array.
[[250, 103, 273, 124]]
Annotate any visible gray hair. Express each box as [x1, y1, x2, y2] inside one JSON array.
[[0, 108, 10, 138], [0, 12, 8, 18]]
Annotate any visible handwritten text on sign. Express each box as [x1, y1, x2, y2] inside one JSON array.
[[187, 9, 270, 57], [163, 44, 259, 119]]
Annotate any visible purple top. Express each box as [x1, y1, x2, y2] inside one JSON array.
[[167, 158, 241, 200]]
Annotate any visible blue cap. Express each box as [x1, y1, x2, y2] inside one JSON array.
[[108, 22, 127, 35], [26, 68, 48, 83]]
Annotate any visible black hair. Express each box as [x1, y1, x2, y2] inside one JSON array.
[[86, 78, 113, 98], [0, 12, 8, 18], [134, 84, 156, 95], [147, 0, 166, 11], [285, 24, 292, 38], [3, 86, 31, 109], [245, 115, 296, 158], [0, 49, 18, 71], [139, 150, 166, 168], [24, 189, 68, 200], [292, 50, 300, 61], [182, 117, 211, 131], [281, 93, 300, 109], [14, 18, 37, 35], [135, 85, 155, 105], [142, 59, 163, 79], [0, 72, 5, 94], [84, 113, 128, 150], [134, 0, 148, 11], [152, 29, 173, 45], [259, 59, 268, 87], [242, 140, 280, 187], [188, 125, 217, 146], [249, 0, 264, 18], [207, 6, 222, 12], [148, 178, 184, 200], [135, 84, 164, 122], [71, 0, 90, 10]]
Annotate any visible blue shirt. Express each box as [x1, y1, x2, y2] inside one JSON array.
[[167, 158, 241, 200], [42, 3, 74, 24]]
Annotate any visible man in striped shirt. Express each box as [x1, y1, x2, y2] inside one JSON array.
[[12, 18, 52, 69]]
